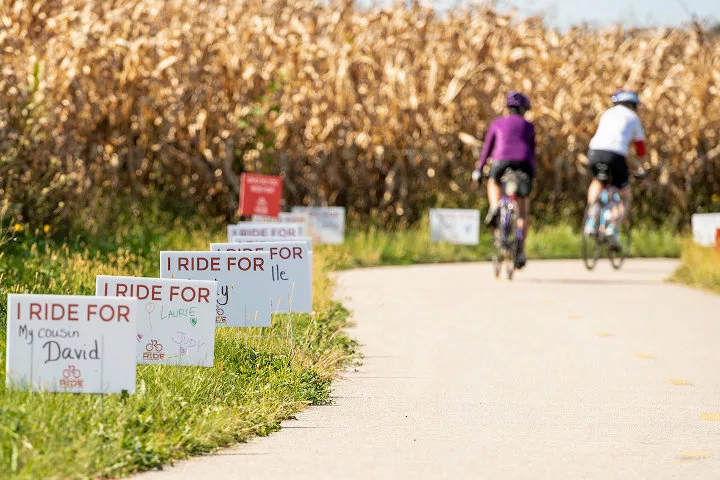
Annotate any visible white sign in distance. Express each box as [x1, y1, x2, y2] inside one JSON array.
[[161, 251, 273, 327], [227, 222, 306, 242], [96, 276, 217, 367], [691, 213, 720, 247], [429, 208, 480, 245], [211, 240, 312, 313], [291, 206, 346, 244], [6, 294, 138, 394]]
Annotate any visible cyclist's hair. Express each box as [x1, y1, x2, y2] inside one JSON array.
[[508, 106, 525, 115], [618, 101, 638, 111]]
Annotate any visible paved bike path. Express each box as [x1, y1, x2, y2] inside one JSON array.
[[140, 259, 720, 479]]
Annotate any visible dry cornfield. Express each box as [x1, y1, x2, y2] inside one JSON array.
[[1, 0, 719, 230]]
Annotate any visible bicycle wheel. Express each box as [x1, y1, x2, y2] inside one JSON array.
[[581, 203, 602, 271], [504, 207, 518, 280], [609, 214, 632, 270]]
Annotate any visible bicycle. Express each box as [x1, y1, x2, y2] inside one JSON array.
[[582, 165, 647, 271], [484, 170, 529, 280]]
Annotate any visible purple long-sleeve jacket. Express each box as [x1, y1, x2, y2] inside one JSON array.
[[476, 114, 536, 175]]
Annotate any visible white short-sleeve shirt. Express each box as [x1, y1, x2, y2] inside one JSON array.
[[589, 105, 645, 156]]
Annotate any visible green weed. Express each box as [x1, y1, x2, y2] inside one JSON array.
[[670, 242, 720, 294]]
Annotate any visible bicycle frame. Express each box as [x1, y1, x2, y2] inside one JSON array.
[[595, 184, 621, 236], [498, 192, 522, 247], [491, 171, 527, 279]]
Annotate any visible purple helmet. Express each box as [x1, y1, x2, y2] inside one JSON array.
[[506, 91, 531, 110]]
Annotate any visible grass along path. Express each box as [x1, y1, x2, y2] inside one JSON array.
[[324, 221, 682, 270], [669, 242, 720, 294], [0, 220, 357, 479]]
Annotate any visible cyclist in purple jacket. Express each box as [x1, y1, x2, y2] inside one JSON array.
[[472, 91, 536, 269]]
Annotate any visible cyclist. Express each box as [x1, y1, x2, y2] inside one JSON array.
[[584, 90, 646, 249], [472, 91, 536, 269]]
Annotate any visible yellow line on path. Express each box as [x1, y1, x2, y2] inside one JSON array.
[[666, 378, 693, 386], [634, 352, 655, 359]]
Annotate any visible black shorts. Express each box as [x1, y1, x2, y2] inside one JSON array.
[[588, 150, 629, 188], [489, 160, 533, 197]]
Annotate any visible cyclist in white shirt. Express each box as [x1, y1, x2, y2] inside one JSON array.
[[585, 90, 646, 249]]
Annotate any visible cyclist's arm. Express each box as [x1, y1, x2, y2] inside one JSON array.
[[476, 123, 497, 171], [631, 118, 647, 169]]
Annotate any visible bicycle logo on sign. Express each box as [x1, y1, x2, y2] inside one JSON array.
[[216, 305, 227, 325], [142, 339, 165, 360], [60, 364, 83, 389], [62, 364, 81, 379]]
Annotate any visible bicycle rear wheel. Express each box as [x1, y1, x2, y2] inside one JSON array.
[[609, 214, 632, 270], [504, 207, 518, 280], [581, 204, 602, 271]]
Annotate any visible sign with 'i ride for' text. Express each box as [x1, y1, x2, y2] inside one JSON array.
[[211, 240, 313, 313], [6, 294, 138, 394], [96, 276, 217, 367], [160, 251, 273, 327], [227, 222, 306, 242]]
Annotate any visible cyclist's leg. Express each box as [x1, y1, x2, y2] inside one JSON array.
[[610, 154, 630, 226], [585, 150, 614, 234], [487, 178, 501, 210], [587, 151, 604, 205], [485, 161, 508, 227], [517, 197, 528, 237], [588, 150, 605, 206], [588, 179, 603, 205], [617, 186, 631, 226]]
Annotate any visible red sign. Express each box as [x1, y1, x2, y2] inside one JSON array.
[[239, 173, 283, 217]]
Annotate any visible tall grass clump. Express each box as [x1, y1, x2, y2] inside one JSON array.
[[2, 0, 719, 231], [670, 241, 720, 293]]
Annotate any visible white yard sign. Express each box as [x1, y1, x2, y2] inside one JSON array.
[[211, 240, 312, 313], [429, 209, 480, 245], [253, 212, 310, 229], [6, 294, 137, 394], [291, 207, 346, 244], [161, 251, 273, 327], [96, 276, 217, 367], [227, 222, 306, 242], [691, 213, 720, 247]]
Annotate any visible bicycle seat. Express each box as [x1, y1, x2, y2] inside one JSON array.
[[500, 169, 530, 196]]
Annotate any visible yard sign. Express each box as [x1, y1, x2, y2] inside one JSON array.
[[6, 294, 138, 394], [160, 251, 273, 327], [96, 276, 217, 366], [290, 206, 346, 244], [211, 240, 312, 313], [227, 222, 306, 242], [429, 208, 480, 245], [252, 212, 310, 229], [239, 173, 283, 217], [691, 213, 720, 247]]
